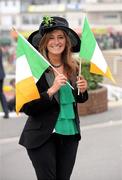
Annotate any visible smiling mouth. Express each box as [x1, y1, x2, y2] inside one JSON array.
[[51, 45, 63, 49]]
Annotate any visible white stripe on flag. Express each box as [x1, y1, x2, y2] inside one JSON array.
[[16, 55, 32, 83], [91, 43, 107, 73]]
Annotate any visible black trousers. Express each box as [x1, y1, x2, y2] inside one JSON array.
[[27, 133, 79, 180], [0, 79, 8, 115]]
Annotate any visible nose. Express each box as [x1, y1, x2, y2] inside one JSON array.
[[54, 37, 60, 44]]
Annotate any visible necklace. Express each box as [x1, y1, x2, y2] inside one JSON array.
[[50, 63, 63, 68]]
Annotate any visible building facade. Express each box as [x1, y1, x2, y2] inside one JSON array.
[[0, 0, 122, 38]]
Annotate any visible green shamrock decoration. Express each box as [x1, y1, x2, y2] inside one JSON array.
[[42, 16, 54, 27]]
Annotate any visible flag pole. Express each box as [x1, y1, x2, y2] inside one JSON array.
[[12, 27, 74, 90], [78, 11, 86, 95]]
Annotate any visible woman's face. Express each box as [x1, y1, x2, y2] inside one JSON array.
[[47, 29, 66, 56]]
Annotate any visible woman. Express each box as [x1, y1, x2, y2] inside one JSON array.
[[19, 16, 88, 180]]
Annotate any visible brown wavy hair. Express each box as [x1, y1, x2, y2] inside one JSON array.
[[38, 30, 79, 79]]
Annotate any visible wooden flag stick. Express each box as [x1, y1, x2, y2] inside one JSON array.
[[78, 59, 82, 95], [78, 12, 86, 95]]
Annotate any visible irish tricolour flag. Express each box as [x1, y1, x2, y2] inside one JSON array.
[[16, 33, 50, 113], [80, 16, 115, 82]]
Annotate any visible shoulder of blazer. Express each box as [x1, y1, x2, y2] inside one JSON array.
[[36, 72, 49, 90]]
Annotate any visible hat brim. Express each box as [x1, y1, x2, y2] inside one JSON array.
[[28, 26, 81, 52]]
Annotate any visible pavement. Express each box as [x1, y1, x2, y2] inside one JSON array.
[[0, 99, 122, 139], [0, 99, 122, 180]]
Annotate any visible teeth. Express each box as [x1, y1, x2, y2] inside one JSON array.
[[52, 47, 60, 49], [52, 46, 60, 47]]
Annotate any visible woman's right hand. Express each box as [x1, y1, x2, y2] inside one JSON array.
[[47, 74, 67, 97]]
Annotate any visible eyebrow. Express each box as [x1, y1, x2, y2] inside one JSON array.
[[49, 33, 64, 37]]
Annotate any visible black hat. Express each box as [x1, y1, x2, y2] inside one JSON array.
[[28, 16, 81, 52]]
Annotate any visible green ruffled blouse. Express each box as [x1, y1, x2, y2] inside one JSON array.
[[55, 83, 78, 135]]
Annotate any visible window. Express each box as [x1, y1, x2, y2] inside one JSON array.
[[22, 15, 40, 25], [13, 0, 16, 6], [104, 14, 117, 19], [4, 1, 8, 6], [78, 18, 82, 26], [12, 17, 16, 25], [22, 16, 29, 24]]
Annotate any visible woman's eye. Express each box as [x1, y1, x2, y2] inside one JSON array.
[[59, 36, 64, 39], [49, 37, 54, 39]]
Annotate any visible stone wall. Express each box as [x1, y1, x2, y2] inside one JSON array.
[[78, 87, 108, 116]]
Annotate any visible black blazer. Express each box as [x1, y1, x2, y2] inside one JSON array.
[[19, 70, 88, 149], [0, 49, 5, 80]]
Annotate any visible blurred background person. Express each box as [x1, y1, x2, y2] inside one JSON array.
[[0, 46, 9, 118], [7, 78, 15, 112]]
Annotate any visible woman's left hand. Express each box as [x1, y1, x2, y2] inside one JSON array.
[[76, 75, 88, 93]]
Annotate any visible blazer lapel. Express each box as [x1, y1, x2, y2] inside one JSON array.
[[45, 70, 59, 103]]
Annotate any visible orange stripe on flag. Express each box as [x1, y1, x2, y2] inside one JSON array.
[[16, 76, 40, 113], [105, 67, 116, 83], [90, 62, 115, 83], [90, 62, 105, 75]]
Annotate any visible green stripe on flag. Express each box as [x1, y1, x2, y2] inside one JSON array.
[[17, 34, 49, 80], [79, 17, 96, 61]]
